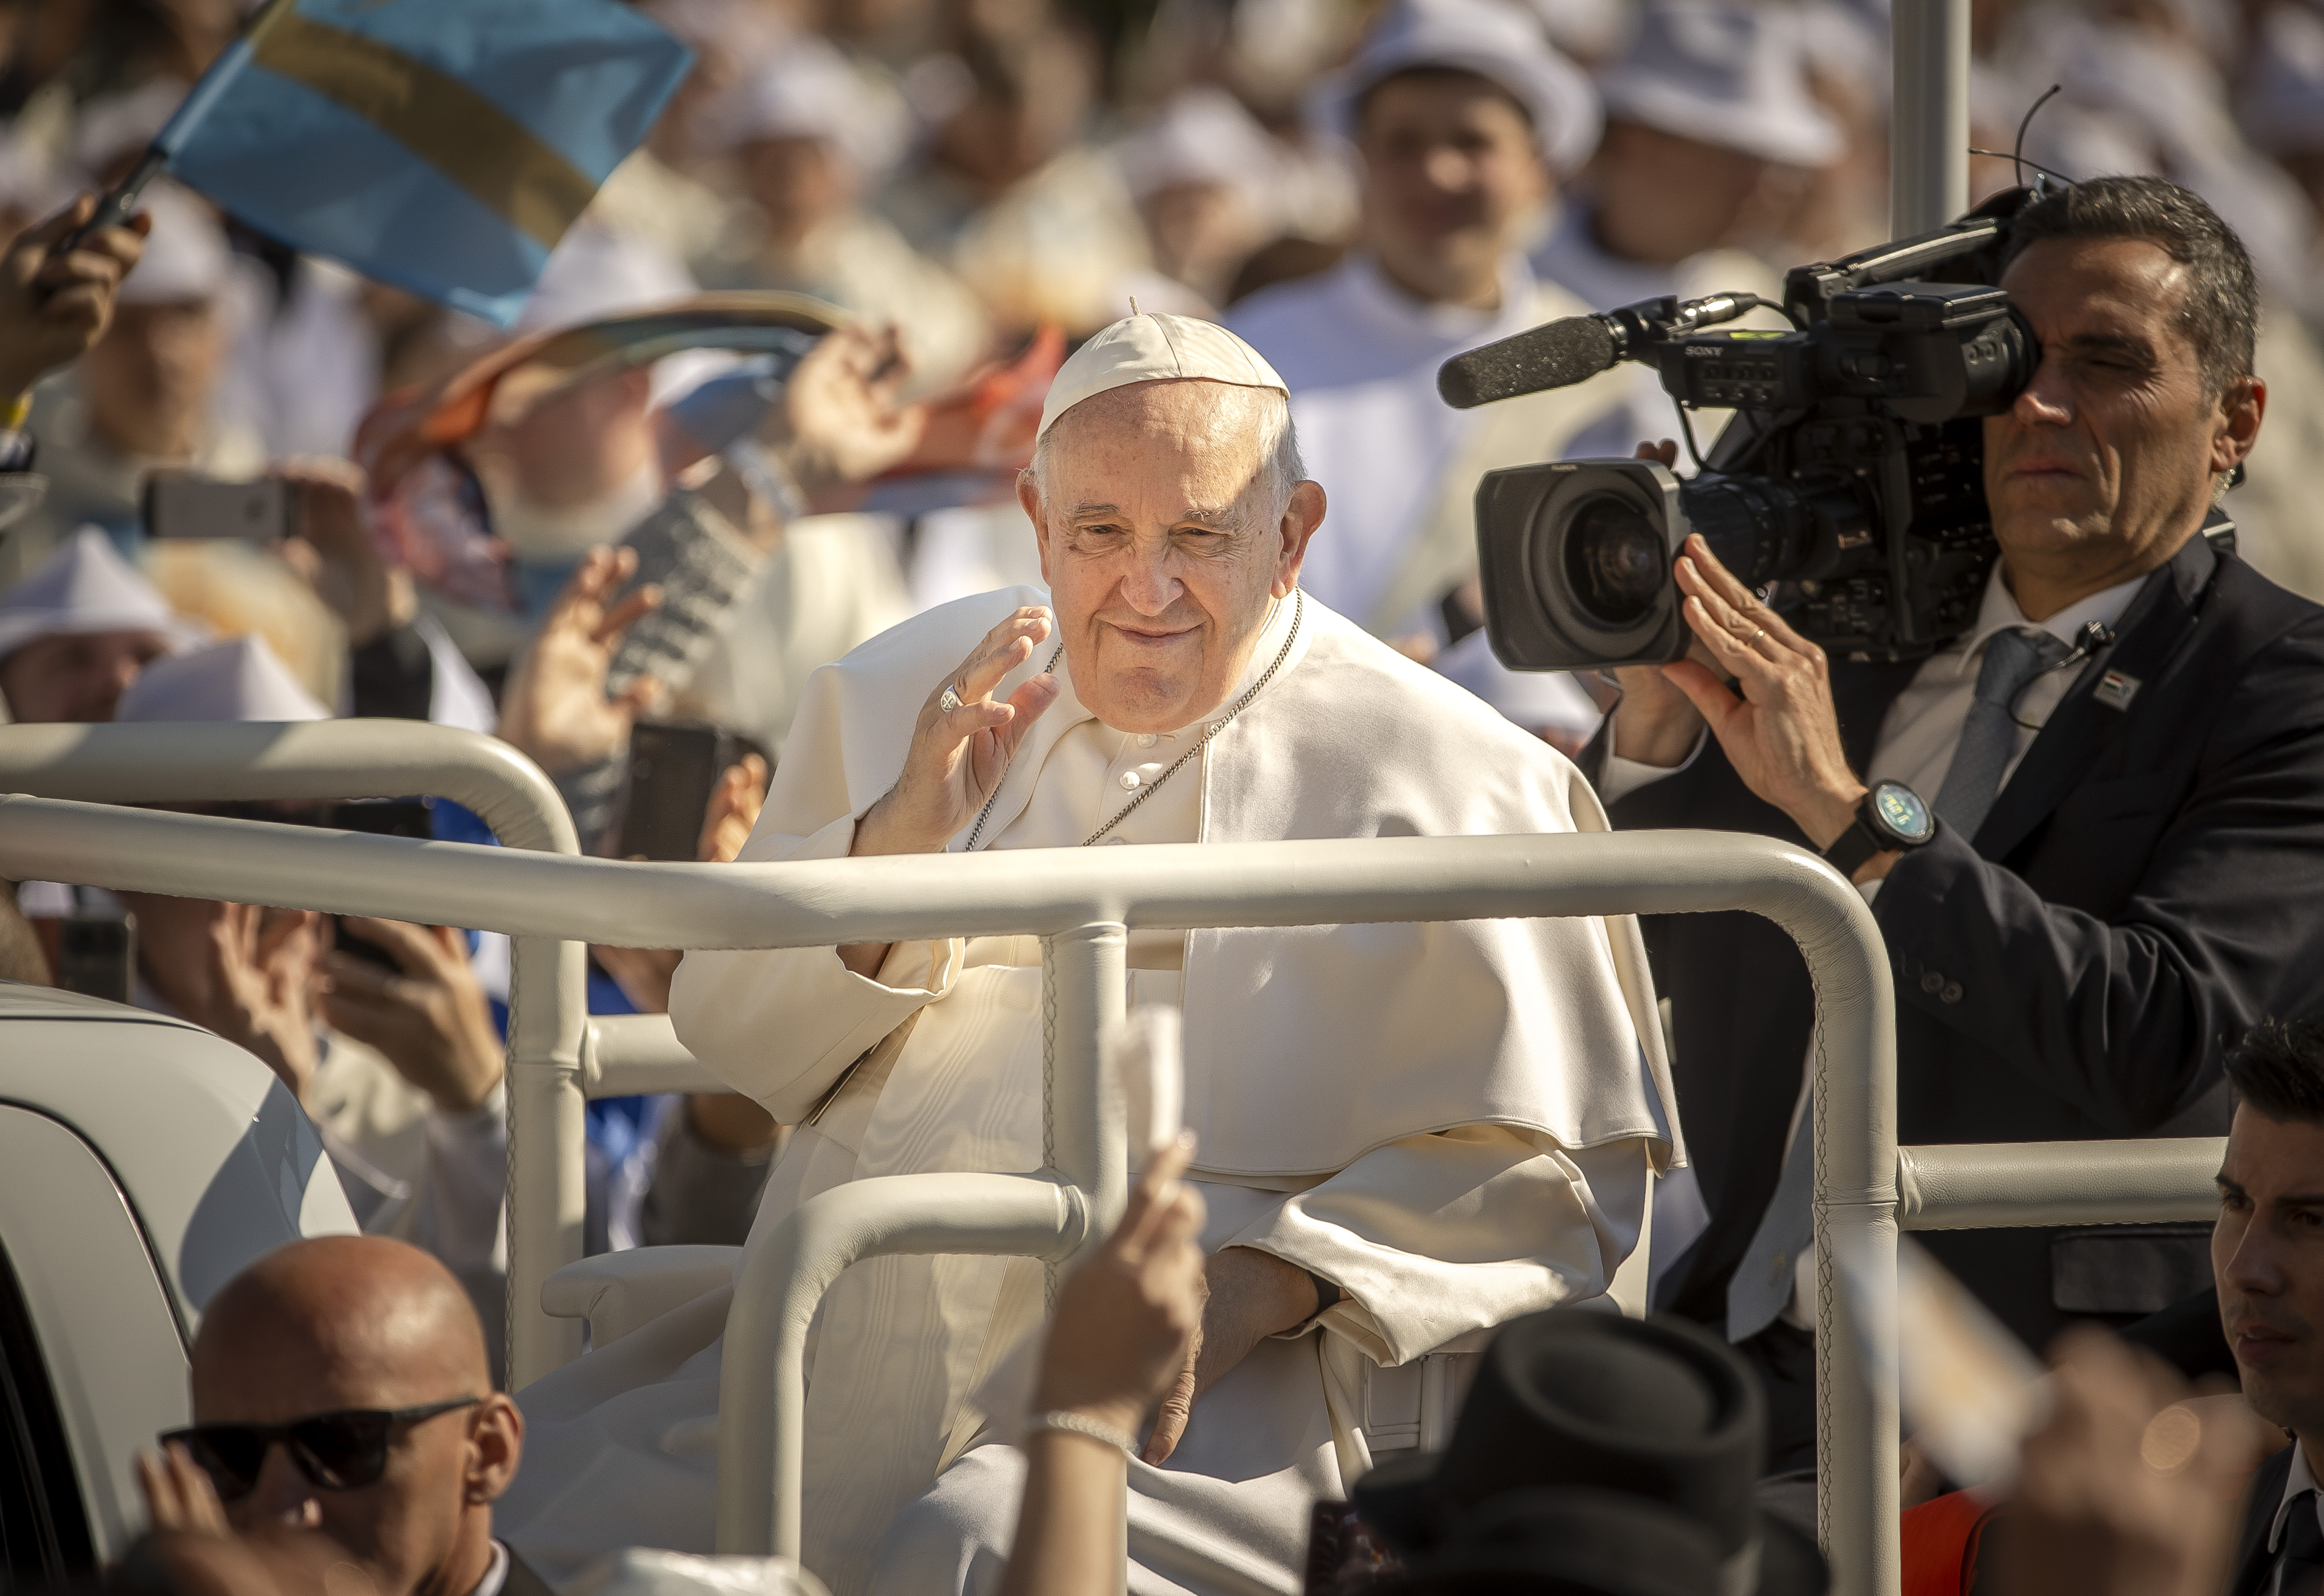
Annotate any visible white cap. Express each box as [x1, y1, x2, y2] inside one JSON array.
[[119, 181, 232, 305], [1036, 311, 1287, 440], [0, 527, 194, 664], [1312, 0, 1601, 174], [712, 37, 910, 175], [1597, 0, 1843, 168], [1117, 88, 1280, 208], [2245, 5, 2324, 156], [71, 79, 186, 179], [114, 633, 329, 723]]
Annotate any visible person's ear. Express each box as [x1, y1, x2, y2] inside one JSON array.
[[1018, 469, 1055, 587], [2213, 373, 2266, 474], [1273, 480, 1325, 599], [465, 1395, 524, 1506]]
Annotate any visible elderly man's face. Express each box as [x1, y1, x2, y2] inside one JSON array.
[[0, 628, 169, 722], [2214, 1103, 2324, 1440], [1020, 380, 1323, 734], [1984, 236, 2263, 607]]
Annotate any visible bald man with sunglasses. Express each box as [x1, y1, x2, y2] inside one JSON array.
[[139, 1235, 544, 1596]]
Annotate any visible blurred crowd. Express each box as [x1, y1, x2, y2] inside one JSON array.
[[7, 0, 2324, 1592]]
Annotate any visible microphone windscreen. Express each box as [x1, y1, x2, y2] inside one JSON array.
[[1437, 317, 1620, 409]]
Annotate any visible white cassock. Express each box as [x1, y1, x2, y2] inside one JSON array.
[[497, 586, 1681, 1596], [1223, 252, 1625, 739]]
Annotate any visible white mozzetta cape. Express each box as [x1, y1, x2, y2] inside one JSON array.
[[678, 584, 1680, 1178]]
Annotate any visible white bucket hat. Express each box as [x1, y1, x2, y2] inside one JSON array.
[[1311, 0, 1602, 174], [1596, 0, 1843, 168]]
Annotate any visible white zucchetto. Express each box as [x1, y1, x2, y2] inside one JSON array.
[[1036, 311, 1288, 440]]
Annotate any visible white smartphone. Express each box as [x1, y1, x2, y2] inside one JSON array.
[[1104, 1005, 1183, 1170]]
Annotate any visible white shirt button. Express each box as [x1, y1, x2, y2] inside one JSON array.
[[1119, 771, 1140, 790], [1137, 733, 1159, 748]]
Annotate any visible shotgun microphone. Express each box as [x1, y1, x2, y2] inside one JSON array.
[[1436, 292, 1772, 410]]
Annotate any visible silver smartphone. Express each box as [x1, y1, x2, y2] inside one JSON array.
[[141, 473, 297, 541]]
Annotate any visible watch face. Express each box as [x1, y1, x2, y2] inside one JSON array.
[[1871, 782, 1934, 845]]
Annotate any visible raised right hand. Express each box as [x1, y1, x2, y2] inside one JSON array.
[[850, 607, 1062, 858]]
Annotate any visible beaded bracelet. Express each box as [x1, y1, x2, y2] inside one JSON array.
[[1025, 1409, 1140, 1455]]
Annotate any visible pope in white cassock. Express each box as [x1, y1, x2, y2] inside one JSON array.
[[496, 313, 1681, 1596]]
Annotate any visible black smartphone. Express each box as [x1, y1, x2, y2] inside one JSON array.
[[52, 914, 136, 1004], [614, 721, 764, 861], [142, 473, 298, 541], [324, 801, 432, 970]]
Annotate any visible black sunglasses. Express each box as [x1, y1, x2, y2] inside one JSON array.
[[160, 1397, 480, 1501]]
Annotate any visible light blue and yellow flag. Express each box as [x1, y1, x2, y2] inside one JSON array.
[[155, 0, 691, 325]]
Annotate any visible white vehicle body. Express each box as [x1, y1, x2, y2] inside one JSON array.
[[0, 982, 356, 1580]]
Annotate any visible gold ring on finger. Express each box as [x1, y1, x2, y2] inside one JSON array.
[[938, 684, 965, 714]]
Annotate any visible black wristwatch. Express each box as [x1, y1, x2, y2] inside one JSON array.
[[1822, 781, 1935, 877]]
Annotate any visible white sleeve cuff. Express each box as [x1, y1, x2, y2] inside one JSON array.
[[1595, 726, 1709, 806]]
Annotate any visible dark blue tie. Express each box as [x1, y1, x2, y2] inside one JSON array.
[[2281, 1489, 2323, 1596], [1932, 628, 2063, 840]]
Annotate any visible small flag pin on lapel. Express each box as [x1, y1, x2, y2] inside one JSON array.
[[2094, 669, 2141, 711]]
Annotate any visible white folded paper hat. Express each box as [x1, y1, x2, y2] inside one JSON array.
[[114, 633, 330, 724], [1036, 311, 1288, 440], [1597, 0, 1843, 168], [0, 527, 197, 664]]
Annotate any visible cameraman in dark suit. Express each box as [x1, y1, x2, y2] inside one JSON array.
[[1586, 175, 2324, 1467]]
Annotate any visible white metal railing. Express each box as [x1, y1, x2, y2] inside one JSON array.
[[0, 717, 2223, 1596]]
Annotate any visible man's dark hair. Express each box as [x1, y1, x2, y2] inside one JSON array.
[[2001, 174, 2259, 398], [2226, 1017, 2324, 1124]]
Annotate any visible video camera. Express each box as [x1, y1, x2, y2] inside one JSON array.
[[1446, 187, 2078, 670]]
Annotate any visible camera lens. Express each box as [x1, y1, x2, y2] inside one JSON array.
[[1563, 495, 1668, 627]]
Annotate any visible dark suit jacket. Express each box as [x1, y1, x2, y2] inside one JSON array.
[[1585, 536, 2324, 1350], [2227, 1443, 2300, 1596]]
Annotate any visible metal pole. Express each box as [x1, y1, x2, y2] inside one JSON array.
[[1890, 0, 1972, 234], [1041, 922, 1128, 1282], [1803, 867, 1900, 1596], [0, 721, 588, 1388], [715, 1172, 1082, 1558]]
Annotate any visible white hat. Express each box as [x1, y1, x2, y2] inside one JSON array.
[[2244, 5, 2324, 157], [516, 218, 697, 336], [119, 181, 233, 305], [114, 633, 329, 723], [1117, 87, 1280, 208], [1597, 0, 1843, 168], [713, 37, 910, 176], [1311, 0, 1602, 174], [71, 79, 187, 180], [1036, 311, 1288, 440], [0, 527, 194, 664]]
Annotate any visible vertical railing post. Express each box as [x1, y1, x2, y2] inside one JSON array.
[[1040, 921, 1128, 1277], [505, 936, 590, 1387], [1890, 0, 1971, 233]]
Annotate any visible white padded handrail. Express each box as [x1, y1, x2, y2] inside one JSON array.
[[1898, 1138, 2225, 1231], [0, 721, 589, 1385]]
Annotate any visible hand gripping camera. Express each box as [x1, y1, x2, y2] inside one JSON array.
[[1445, 189, 2072, 670]]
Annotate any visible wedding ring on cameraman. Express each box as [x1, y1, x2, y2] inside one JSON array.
[[939, 684, 965, 714], [1747, 626, 1766, 649]]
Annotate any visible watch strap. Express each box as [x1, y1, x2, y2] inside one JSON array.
[[1822, 816, 1882, 878]]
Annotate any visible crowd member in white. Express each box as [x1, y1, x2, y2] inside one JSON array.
[[1530, 0, 1838, 465], [700, 35, 994, 394], [0, 526, 189, 722], [1115, 87, 1287, 312], [494, 312, 1678, 1596], [103, 633, 519, 1369], [1225, 0, 1622, 750]]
